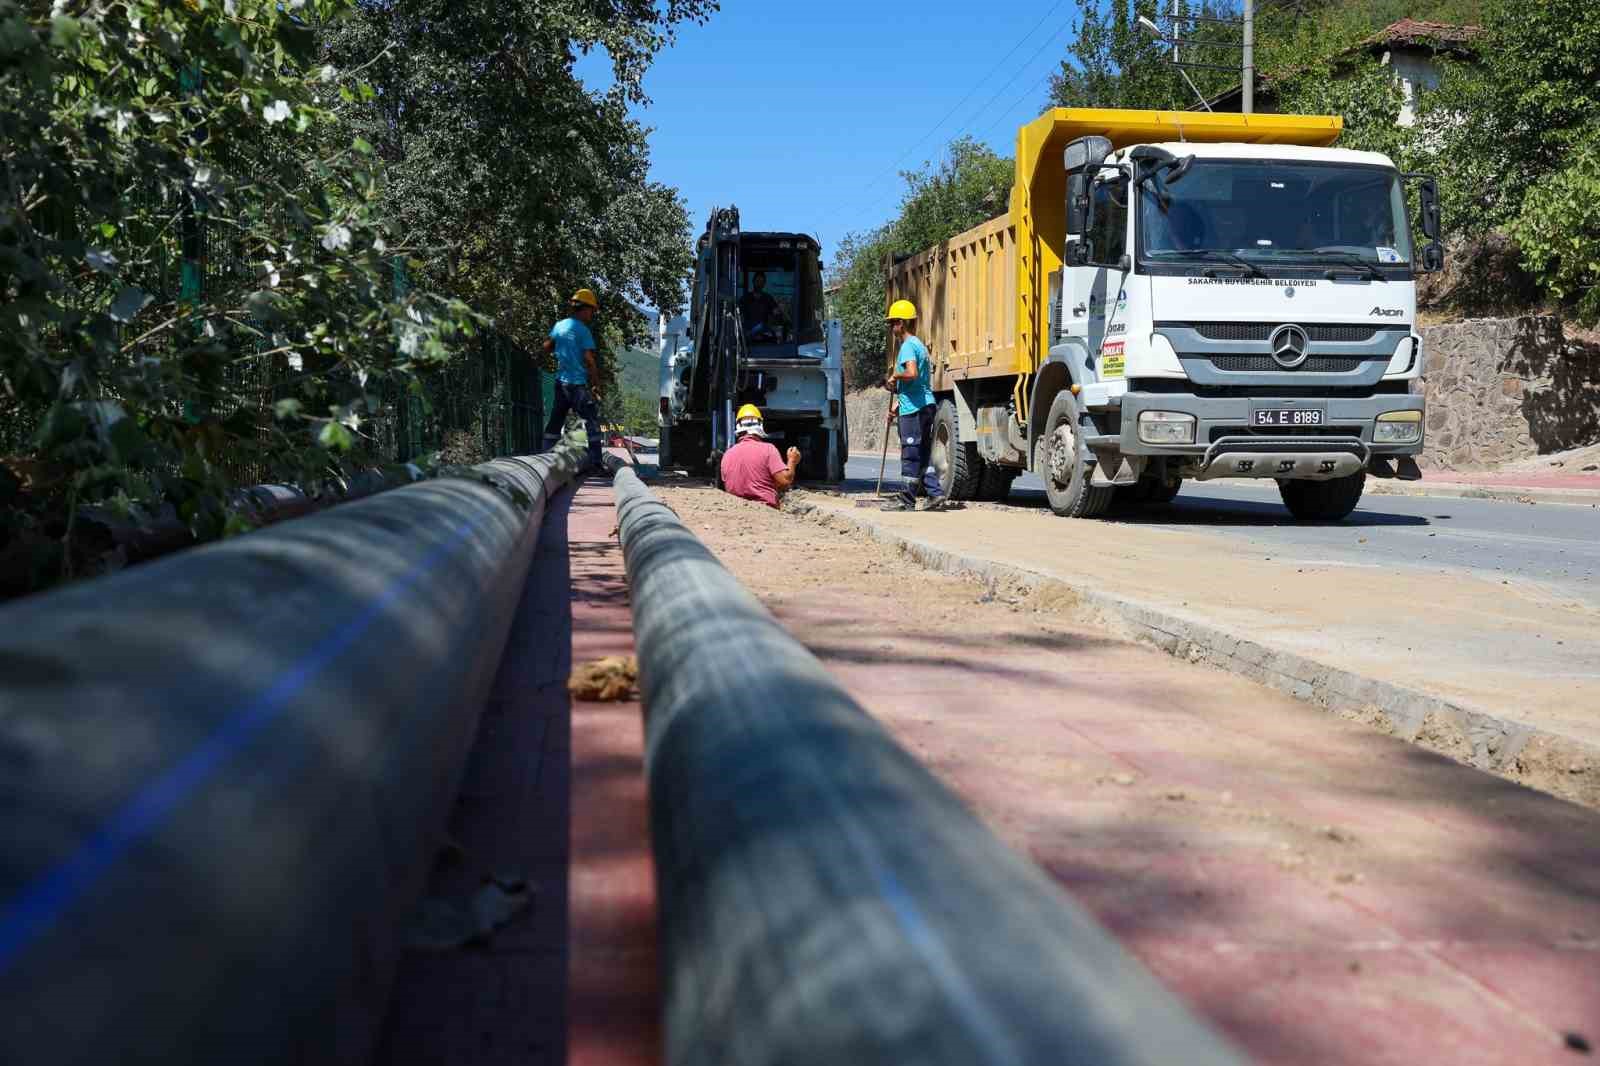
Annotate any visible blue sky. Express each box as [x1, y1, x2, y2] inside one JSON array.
[[578, 1, 1079, 278]]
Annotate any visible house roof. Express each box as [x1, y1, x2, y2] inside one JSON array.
[[1361, 18, 1482, 52]]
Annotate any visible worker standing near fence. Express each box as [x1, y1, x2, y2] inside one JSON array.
[[542, 288, 605, 471], [882, 299, 946, 512]]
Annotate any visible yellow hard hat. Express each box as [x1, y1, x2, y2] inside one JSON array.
[[886, 299, 917, 322], [736, 403, 763, 422], [570, 288, 599, 309]]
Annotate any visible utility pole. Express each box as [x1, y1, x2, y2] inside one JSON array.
[[1170, 0, 1179, 62], [1242, 0, 1254, 114]]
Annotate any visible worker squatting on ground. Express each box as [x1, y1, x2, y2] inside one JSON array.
[[541, 288, 605, 471], [720, 404, 802, 509], [882, 300, 948, 512]]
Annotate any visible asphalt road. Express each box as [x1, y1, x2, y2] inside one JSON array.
[[842, 455, 1600, 611]]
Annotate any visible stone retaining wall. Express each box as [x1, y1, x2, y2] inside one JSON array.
[[1418, 317, 1600, 469], [846, 388, 898, 454]]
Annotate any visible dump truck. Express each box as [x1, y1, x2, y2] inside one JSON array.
[[659, 207, 847, 481], [886, 108, 1440, 520]]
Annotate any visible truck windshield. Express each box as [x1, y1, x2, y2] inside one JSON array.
[[1139, 160, 1413, 270]]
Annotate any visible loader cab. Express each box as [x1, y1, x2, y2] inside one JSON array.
[[688, 231, 826, 355]]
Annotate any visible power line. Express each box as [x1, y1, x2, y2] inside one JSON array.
[[818, 3, 1072, 239]]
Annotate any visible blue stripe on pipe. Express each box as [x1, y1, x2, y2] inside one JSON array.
[[0, 506, 497, 975]]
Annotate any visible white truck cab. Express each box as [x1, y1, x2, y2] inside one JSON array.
[[1047, 134, 1439, 520]]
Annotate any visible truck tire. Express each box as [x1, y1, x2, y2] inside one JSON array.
[[933, 398, 982, 501], [978, 462, 1019, 502], [1113, 474, 1182, 509], [1038, 390, 1113, 518], [828, 419, 848, 482], [1278, 473, 1365, 521]]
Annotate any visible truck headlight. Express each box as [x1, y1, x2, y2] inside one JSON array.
[[1137, 410, 1197, 445], [1374, 410, 1422, 444]]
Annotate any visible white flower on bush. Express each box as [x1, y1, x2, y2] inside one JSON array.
[[321, 224, 353, 252], [260, 260, 281, 287], [263, 99, 293, 125]]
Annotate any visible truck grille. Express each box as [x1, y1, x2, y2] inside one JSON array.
[[1206, 354, 1372, 373], [1210, 425, 1363, 442], [1191, 322, 1380, 343]]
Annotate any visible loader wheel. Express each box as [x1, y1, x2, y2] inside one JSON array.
[[932, 399, 981, 501], [1278, 472, 1365, 521], [1038, 390, 1113, 519]]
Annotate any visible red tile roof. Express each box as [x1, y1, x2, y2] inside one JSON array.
[[1363, 18, 1482, 51]]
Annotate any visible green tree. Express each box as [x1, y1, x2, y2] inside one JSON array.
[[1412, 0, 1600, 320], [1, 0, 472, 594], [322, 0, 709, 362], [829, 138, 1011, 388], [1049, 0, 1248, 111]]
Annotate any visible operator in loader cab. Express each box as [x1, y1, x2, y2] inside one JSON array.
[[740, 272, 785, 341], [720, 404, 801, 509], [541, 288, 605, 471], [883, 300, 947, 512]]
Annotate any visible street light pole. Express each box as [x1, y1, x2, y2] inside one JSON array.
[[1242, 0, 1254, 114]]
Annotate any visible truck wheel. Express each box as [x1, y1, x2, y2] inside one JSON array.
[[1114, 474, 1182, 508], [828, 419, 848, 482], [932, 399, 982, 500], [1278, 473, 1365, 521], [1038, 390, 1113, 518], [978, 462, 1019, 501]]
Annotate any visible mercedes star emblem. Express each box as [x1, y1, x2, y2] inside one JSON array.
[[1269, 324, 1310, 368]]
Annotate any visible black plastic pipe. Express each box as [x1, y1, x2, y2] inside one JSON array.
[[0, 442, 584, 1065], [612, 467, 1246, 1066]]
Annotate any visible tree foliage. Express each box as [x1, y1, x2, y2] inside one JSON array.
[[1, 0, 712, 598], [1, 0, 474, 595], [322, 0, 708, 364], [829, 138, 1011, 389], [1049, 0, 1245, 111]]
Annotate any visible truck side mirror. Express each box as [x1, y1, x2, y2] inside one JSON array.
[[1422, 242, 1444, 272], [1066, 173, 1089, 236], [1419, 180, 1441, 241], [1405, 173, 1442, 241]]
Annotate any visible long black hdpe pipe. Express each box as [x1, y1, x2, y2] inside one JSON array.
[[611, 466, 1246, 1066], [0, 440, 585, 1065]]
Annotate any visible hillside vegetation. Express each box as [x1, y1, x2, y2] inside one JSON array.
[[828, 0, 1597, 386]]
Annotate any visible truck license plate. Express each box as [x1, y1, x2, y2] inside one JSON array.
[[1252, 408, 1324, 428]]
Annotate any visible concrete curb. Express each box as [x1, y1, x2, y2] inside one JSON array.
[[789, 499, 1600, 798]]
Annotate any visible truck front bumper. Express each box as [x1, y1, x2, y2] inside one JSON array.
[[1117, 391, 1425, 482]]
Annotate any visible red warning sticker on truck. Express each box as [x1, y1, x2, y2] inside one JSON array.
[[1101, 340, 1125, 379]]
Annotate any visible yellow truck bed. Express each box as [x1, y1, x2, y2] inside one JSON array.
[[887, 108, 1343, 397]]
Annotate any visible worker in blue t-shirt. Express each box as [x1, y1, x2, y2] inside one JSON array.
[[881, 299, 947, 512], [541, 288, 604, 470]]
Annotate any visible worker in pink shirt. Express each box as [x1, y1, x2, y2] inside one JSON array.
[[720, 404, 801, 508]]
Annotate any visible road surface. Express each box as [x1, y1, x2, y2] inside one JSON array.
[[845, 456, 1600, 611]]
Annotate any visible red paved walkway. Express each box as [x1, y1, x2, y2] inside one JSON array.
[[375, 480, 658, 1065], [763, 590, 1600, 1066]]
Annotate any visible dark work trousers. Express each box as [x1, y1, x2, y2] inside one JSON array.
[[896, 404, 944, 505], [543, 381, 603, 469]]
